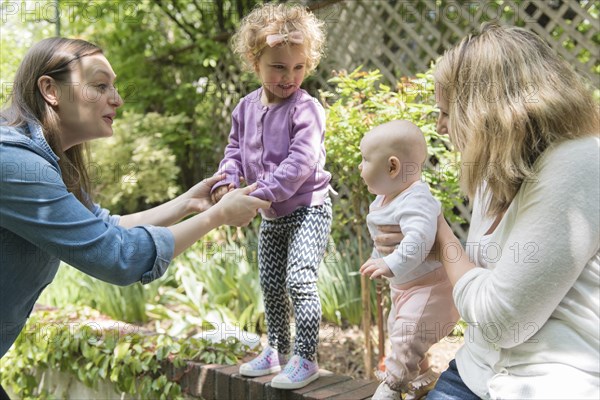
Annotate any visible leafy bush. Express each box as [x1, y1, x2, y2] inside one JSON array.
[[90, 112, 185, 215], [318, 237, 366, 327], [0, 306, 248, 399]]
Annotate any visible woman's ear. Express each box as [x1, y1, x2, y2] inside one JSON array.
[[389, 156, 401, 178], [37, 75, 60, 107]]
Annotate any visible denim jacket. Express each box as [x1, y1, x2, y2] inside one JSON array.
[[0, 121, 174, 358]]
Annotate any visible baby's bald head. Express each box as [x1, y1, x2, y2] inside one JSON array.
[[366, 120, 427, 166], [359, 120, 429, 196]]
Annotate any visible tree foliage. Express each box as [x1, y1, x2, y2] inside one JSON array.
[[90, 112, 185, 213], [2, 0, 297, 204], [56, 0, 319, 192]]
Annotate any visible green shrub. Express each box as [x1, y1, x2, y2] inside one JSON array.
[[323, 67, 462, 236], [0, 306, 248, 399], [318, 236, 367, 327], [90, 112, 185, 215]]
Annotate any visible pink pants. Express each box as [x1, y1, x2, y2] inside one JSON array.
[[385, 267, 459, 389]]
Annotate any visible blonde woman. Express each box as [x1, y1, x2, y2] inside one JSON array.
[[427, 23, 599, 399]]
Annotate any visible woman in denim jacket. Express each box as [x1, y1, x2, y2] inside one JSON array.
[[0, 37, 270, 382]]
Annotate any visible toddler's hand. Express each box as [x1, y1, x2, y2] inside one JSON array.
[[359, 258, 394, 280], [211, 185, 232, 204]]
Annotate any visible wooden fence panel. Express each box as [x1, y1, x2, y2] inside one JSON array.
[[208, 0, 599, 242]]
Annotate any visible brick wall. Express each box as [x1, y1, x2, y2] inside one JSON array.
[[164, 361, 379, 400]]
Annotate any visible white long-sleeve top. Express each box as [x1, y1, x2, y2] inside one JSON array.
[[455, 136, 600, 399], [366, 180, 442, 285]]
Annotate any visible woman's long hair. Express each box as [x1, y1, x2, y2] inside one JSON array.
[[1, 37, 104, 208], [435, 23, 599, 217]]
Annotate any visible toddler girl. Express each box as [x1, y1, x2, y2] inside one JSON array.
[[211, 3, 332, 390]]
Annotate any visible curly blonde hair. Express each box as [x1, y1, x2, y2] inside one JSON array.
[[232, 3, 326, 74], [435, 22, 599, 217]]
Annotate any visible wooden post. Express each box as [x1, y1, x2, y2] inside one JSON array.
[[357, 224, 373, 378], [360, 274, 373, 378]]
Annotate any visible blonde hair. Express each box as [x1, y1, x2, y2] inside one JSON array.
[[232, 3, 326, 74], [435, 22, 599, 217], [1, 37, 103, 208]]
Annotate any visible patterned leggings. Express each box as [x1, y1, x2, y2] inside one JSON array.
[[258, 198, 332, 361]]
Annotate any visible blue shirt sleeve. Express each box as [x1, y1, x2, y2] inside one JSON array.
[[0, 141, 175, 286], [91, 202, 121, 226]]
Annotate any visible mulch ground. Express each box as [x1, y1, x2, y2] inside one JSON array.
[[316, 324, 464, 380]]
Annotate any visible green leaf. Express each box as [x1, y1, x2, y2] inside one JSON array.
[[114, 342, 131, 361]]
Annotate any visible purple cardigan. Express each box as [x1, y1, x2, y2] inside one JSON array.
[[213, 88, 331, 218]]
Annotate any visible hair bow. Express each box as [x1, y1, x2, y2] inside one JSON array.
[[266, 31, 304, 47]]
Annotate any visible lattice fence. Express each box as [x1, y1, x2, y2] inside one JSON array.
[[209, 0, 599, 243], [315, 0, 599, 88]]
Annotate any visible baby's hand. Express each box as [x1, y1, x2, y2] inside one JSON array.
[[359, 258, 393, 280], [211, 185, 232, 204]]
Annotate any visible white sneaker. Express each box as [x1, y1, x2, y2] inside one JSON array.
[[404, 367, 440, 400], [372, 381, 402, 400], [270, 355, 320, 390], [239, 346, 287, 377]]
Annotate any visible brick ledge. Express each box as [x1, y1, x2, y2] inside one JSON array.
[[164, 361, 378, 399]]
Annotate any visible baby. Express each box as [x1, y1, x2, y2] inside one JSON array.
[[359, 120, 459, 400]]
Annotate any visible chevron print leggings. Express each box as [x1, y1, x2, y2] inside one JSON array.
[[258, 197, 332, 361]]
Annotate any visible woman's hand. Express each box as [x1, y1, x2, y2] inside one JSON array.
[[182, 174, 226, 214], [375, 222, 441, 262], [215, 183, 271, 227], [373, 225, 404, 256], [169, 182, 270, 257]]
